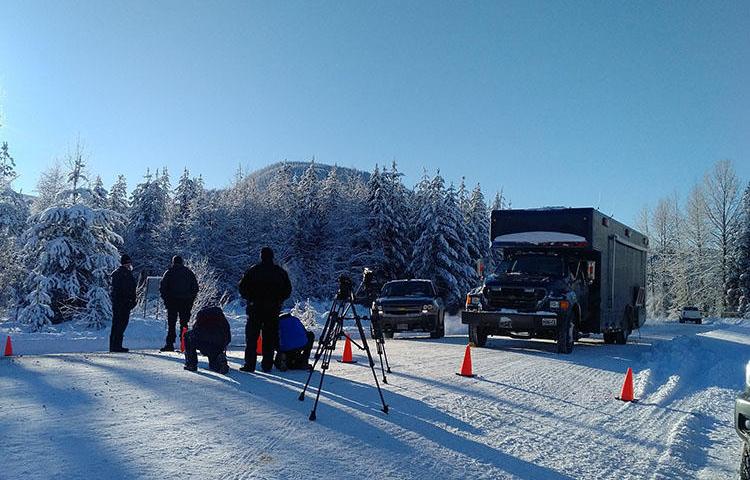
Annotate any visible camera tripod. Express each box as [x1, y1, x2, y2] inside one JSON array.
[[298, 276, 389, 421]]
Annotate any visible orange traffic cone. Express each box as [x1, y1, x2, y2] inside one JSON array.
[[180, 327, 188, 353], [4, 336, 12, 356], [338, 335, 357, 364], [617, 367, 636, 402], [256, 334, 263, 355], [456, 344, 476, 377]]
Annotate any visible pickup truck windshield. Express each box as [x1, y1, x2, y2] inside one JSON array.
[[381, 282, 433, 297], [500, 255, 565, 277]]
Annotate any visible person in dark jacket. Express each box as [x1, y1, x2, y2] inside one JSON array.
[[159, 255, 199, 352], [184, 305, 231, 374], [238, 247, 292, 373], [274, 313, 315, 371], [110, 254, 137, 353]]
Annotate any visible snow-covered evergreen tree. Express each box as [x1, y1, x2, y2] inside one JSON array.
[[90, 176, 109, 209], [124, 169, 171, 278], [290, 162, 326, 299], [0, 142, 30, 314], [409, 172, 475, 312], [466, 183, 492, 274], [367, 163, 411, 282], [19, 148, 120, 330], [32, 163, 66, 214], [109, 175, 129, 216]]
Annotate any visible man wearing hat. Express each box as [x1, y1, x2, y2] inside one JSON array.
[[159, 255, 199, 352], [110, 254, 137, 353]]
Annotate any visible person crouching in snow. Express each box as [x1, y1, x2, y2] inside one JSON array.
[[274, 312, 315, 372], [184, 306, 231, 374]]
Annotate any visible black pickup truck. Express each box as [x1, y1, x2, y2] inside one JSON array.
[[370, 279, 445, 339], [463, 208, 648, 353]]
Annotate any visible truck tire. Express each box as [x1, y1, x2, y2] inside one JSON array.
[[469, 325, 488, 347], [556, 314, 574, 354], [614, 330, 627, 345], [603, 332, 616, 344], [430, 315, 445, 339], [741, 442, 750, 480]]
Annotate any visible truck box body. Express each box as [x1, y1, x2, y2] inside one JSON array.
[[489, 207, 648, 334]]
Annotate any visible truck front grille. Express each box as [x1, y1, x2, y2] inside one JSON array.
[[484, 287, 546, 311]]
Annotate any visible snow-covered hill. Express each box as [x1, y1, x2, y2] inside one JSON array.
[[0, 318, 746, 479]]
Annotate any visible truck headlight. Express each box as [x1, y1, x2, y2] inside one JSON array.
[[422, 304, 435, 313], [549, 300, 569, 311]]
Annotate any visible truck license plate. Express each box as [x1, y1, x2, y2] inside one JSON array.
[[500, 317, 512, 327]]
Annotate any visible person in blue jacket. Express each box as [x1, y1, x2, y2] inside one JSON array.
[[275, 313, 315, 371]]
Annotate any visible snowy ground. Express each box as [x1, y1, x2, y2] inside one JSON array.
[[0, 315, 747, 479]]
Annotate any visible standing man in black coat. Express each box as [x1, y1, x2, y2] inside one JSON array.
[[110, 254, 137, 353], [159, 255, 199, 352], [238, 247, 292, 373]]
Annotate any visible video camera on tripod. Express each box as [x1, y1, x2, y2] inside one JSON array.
[[298, 267, 390, 421]]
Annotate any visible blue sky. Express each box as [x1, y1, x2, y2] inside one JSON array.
[[1, 0, 748, 224]]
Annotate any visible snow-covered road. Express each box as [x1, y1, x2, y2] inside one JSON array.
[[0, 319, 747, 479]]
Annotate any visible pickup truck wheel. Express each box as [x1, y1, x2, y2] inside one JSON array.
[[430, 317, 445, 339], [603, 332, 615, 344], [741, 442, 750, 480], [614, 330, 627, 345], [469, 325, 487, 347], [556, 315, 574, 354]]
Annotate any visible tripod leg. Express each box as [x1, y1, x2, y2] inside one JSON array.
[[300, 303, 339, 401], [375, 338, 387, 384], [352, 308, 389, 414], [309, 346, 334, 421], [381, 338, 392, 373]]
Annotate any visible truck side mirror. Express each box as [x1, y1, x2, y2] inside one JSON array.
[[587, 261, 596, 282]]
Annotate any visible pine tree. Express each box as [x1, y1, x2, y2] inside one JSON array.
[[367, 163, 411, 282], [467, 184, 492, 274], [409, 172, 475, 312], [171, 168, 200, 247], [90, 176, 109, 209], [0, 142, 29, 314], [109, 175, 129, 216], [32, 163, 66, 214], [290, 162, 326, 299], [125, 169, 171, 278], [19, 148, 120, 330]]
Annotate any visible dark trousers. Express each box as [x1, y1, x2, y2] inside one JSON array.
[[165, 300, 192, 346], [184, 331, 227, 372], [283, 331, 315, 370], [244, 306, 280, 370], [110, 305, 131, 350]]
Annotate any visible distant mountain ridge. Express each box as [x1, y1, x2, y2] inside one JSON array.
[[243, 161, 370, 189]]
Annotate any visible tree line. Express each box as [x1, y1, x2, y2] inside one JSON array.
[[0, 141, 507, 330], [638, 159, 750, 318]]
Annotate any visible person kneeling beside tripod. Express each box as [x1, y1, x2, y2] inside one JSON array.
[[275, 312, 315, 372], [184, 306, 231, 374]]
